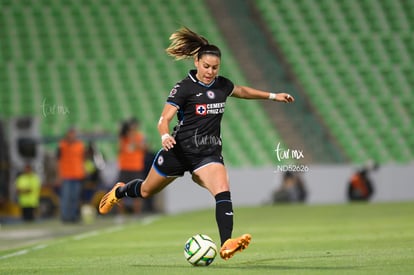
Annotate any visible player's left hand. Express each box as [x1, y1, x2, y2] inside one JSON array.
[[276, 93, 294, 103]]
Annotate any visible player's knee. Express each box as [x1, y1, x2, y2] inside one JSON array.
[[140, 184, 159, 198], [140, 188, 151, 198]]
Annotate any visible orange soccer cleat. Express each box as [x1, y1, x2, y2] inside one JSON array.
[[220, 233, 252, 260], [98, 182, 125, 214]]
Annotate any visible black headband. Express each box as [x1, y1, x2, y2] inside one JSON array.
[[197, 46, 221, 59]]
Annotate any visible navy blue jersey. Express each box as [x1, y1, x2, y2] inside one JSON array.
[[166, 70, 234, 154]]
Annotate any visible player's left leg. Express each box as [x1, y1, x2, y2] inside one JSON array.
[[100, 148, 185, 214], [192, 163, 251, 260], [116, 167, 177, 199], [99, 167, 176, 214]]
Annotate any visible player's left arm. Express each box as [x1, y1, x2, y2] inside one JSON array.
[[231, 85, 294, 103]]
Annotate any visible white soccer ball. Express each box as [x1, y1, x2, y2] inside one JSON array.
[[184, 234, 218, 266]]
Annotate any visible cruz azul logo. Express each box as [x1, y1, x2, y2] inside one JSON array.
[[195, 102, 226, 116], [195, 104, 207, 116]]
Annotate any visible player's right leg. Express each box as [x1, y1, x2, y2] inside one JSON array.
[[98, 167, 176, 214], [192, 163, 252, 260], [220, 234, 252, 260]]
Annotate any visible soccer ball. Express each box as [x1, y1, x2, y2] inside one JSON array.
[[184, 234, 218, 266]]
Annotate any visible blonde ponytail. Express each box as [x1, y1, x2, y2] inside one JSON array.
[[166, 27, 221, 60]]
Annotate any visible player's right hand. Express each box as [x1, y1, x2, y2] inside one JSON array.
[[161, 134, 176, 151]]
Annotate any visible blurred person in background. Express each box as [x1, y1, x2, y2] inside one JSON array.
[[348, 161, 379, 202], [83, 141, 104, 204], [15, 163, 41, 222], [117, 118, 147, 214], [272, 171, 307, 204], [57, 127, 86, 223]]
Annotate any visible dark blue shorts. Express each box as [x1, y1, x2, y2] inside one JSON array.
[[152, 147, 224, 177]]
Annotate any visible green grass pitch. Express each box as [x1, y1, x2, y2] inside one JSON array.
[[1, 202, 413, 274]]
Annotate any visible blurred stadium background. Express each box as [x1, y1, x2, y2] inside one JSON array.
[[0, 0, 413, 218]]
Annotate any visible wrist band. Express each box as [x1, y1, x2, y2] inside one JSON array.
[[268, 93, 276, 100], [161, 133, 171, 142]]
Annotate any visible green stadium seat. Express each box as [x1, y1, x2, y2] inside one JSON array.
[[4, 0, 412, 165], [254, 0, 414, 163]]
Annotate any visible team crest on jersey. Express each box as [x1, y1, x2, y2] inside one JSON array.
[[169, 88, 177, 98], [206, 90, 215, 99], [169, 84, 180, 98], [195, 104, 207, 116], [157, 155, 164, 166]]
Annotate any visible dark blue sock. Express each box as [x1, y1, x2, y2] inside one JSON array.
[[115, 179, 143, 198], [215, 191, 234, 246]]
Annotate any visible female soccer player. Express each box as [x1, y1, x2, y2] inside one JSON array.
[[99, 27, 294, 260]]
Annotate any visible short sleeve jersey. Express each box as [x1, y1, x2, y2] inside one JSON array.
[[166, 70, 234, 153]]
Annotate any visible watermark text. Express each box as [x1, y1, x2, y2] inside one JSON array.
[[274, 142, 309, 172], [41, 98, 70, 117]]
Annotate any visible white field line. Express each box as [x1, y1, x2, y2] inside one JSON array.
[[0, 249, 29, 259], [0, 215, 160, 260]]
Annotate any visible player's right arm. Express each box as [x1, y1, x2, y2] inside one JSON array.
[[158, 103, 178, 151]]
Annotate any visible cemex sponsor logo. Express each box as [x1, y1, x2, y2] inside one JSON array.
[[195, 102, 226, 116]]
